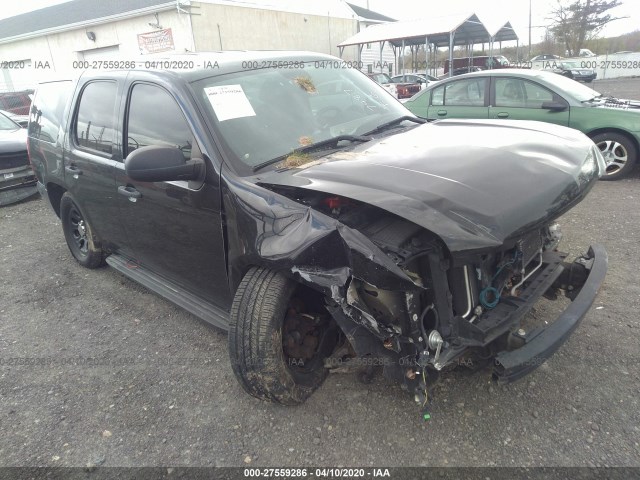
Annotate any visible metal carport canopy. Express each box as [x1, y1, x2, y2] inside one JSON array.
[[337, 13, 491, 48], [337, 13, 494, 77], [491, 21, 519, 43]]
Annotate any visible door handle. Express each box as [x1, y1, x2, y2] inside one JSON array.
[[65, 166, 83, 178], [437, 110, 447, 116], [497, 112, 509, 118], [118, 185, 142, 202]]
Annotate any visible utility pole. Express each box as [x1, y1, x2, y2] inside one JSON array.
[[528, 0, 532, 59]]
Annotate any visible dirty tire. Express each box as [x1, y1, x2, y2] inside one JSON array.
[[591, 132, 637, 180], [60, 193, 105, 269], [228, 267, 328, 405]]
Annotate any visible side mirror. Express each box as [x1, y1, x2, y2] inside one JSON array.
[[125, 145, 203, 182], [541, 101, 568, 112]]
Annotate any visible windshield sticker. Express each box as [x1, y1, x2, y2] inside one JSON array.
[[204, 85, 256, 122]]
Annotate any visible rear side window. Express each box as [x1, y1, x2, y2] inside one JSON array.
[[431, 78, 486, 107], [74, 81, 117, 155], [29, 81, 72, 144], [125, 83, 193, 160], [495, 78, 556, 108]]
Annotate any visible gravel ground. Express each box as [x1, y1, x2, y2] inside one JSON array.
[[1, 79, 640, 469]]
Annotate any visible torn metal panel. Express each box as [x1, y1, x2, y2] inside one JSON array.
[[221, 167, 422, 299]]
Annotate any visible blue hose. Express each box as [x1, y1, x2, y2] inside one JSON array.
[[479, 286, 500, 309], [480, 250, 521, 309]]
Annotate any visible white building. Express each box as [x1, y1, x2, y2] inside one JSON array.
[[346, 3, 397, 75], [0, 0, 392, 90]]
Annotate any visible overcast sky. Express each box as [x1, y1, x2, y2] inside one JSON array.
[[1, 0, 636, 43], [358, 0, 638, 41]]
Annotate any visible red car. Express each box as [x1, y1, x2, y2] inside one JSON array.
[[0, 90, 33, 116], [366, 72, 421, 99]]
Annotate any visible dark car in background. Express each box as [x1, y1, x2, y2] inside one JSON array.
[[547, 60, 597, 83], [438, 66, 483, 79], [530, 54, 563, 62], [444, 55, 510, 74], [0, 111, 37, 205]]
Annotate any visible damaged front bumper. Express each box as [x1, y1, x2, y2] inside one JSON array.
[[493, 245, 607, 383]]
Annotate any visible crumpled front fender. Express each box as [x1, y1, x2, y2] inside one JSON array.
[[221, 172, 422, 305]]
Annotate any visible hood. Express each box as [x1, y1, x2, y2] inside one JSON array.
[[592, 98, 640, 110], [0, 127, 27, 152], [256, 119, 598, 253]]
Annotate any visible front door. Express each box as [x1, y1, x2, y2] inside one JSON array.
[[115, 82, 231, 308], [489, 77, 570, 126]]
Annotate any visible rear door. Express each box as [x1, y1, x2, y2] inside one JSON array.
[[424, 77, 489, 120], [489, 77, 570, 126], [115, 80, 230, 307], [64, 76, 131, 254]]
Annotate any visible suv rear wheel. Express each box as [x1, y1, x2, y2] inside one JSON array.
[[228, 267, 337, 405], [60, 193, 105, 268]]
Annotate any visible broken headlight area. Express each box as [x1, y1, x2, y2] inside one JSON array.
[[319, 215, 599, 415]]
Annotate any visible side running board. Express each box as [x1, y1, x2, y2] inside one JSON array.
[[106, 254, 230, 331]]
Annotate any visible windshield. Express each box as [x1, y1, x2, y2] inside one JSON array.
[[192, 62, 408, 171], [0, 112, 19, 130], [540, 71, 600, 101]]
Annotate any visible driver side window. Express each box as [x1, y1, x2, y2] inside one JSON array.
[[126, 83, 193, 161], [495, 78, 557, 108]]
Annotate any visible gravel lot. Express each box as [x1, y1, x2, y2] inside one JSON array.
[[1, 78, 640, 469]]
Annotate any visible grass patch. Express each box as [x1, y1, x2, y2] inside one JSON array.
[[294, 76, 317, 93], [279, 152, 312, 169]]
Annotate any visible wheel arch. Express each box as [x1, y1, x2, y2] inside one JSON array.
[[46, 182, 67, 218], [229, 260, 335, 306], [232, 263, 330, 314]]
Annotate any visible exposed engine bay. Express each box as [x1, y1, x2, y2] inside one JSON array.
[[259, 185, 604, 415]]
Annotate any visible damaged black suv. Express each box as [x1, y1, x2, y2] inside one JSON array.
[[29, 52, 607, 411]]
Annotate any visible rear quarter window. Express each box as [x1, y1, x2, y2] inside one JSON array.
[[29, 81, 73, 144]]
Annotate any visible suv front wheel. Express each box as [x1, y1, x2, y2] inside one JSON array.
[[228, 267, 337, 405]]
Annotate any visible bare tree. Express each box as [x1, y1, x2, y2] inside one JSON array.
[[548, 0, 626, 56]]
